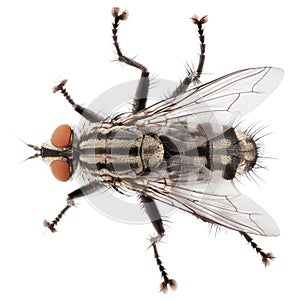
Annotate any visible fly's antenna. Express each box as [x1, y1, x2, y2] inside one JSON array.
[[25, 143, 40, 151], [20, 139, 41, 161]]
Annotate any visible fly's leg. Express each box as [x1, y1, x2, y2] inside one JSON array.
[[171, 15, 208, 97], [152, 242, 177, 293], [53, 80, 102, 123], [191, 15, 208, 81], [44, 182, 101, 232], [240, 232, 275, 266], [140, 194, 177, 293], [111, 7, 149, 113]]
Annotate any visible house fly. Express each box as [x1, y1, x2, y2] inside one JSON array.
[[27, 7, 283, 292]]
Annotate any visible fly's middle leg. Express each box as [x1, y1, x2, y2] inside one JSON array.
[[140, 194, 177, 293], [111, 7, 149, 113], [171, 14, 208, 97]]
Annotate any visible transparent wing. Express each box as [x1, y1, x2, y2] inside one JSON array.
[[118, 67, 282, 236], [124, 176, 279, 236], [121, 67, 283, 127]]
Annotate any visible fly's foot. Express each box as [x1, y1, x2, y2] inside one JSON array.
[[241, 232, 275, 267], [43, 219, 57, 233], [191, 14, 208, 25], [111, 7, 129, 21], [52, 79, 68, 94], [43, 199, 75, 232], [160, 278, 177, 293], [261, 252, 275, 267], [252, 244, 275, 267], [151, 241, 177, 293]]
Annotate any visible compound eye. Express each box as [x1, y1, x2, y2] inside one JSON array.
[[51, 124, 72, 148], [50, 160, 71, 182]]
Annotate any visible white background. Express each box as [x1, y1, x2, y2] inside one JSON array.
[[0, 0, 298, 299]]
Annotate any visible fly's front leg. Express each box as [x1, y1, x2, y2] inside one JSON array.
[[44, 182, 101, 232], [53, 80, 102, 123], [171, 15, 208, 96], [111, 7, 150, 113], [140, 194, 177, 293]]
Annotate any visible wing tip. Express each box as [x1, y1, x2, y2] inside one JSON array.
[[267, 66, 284, 87], [254, 66, 284, 94], [257, 217, 280, 237]]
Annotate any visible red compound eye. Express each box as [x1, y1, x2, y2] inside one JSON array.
[[50, 160, 71, 182], [51, 124, 72, 148]]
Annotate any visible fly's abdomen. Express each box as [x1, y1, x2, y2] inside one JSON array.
[[210, 127, 241, 180], [160, 123, 258, 181]]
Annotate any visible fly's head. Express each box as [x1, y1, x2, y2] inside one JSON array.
[[27, 124, 76, 182]]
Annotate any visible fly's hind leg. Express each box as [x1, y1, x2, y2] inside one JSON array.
[[140, 194, 177, 293], [171, 14, 208, 97], [111, 7, 149, 113], [240, 232, 275, 266]]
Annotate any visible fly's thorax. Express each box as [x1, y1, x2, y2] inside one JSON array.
[[78, 125, 164, 182], [210, 127, 257, 180]]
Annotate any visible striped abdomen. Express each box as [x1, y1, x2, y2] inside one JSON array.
[[160, 124, 257, 181]]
